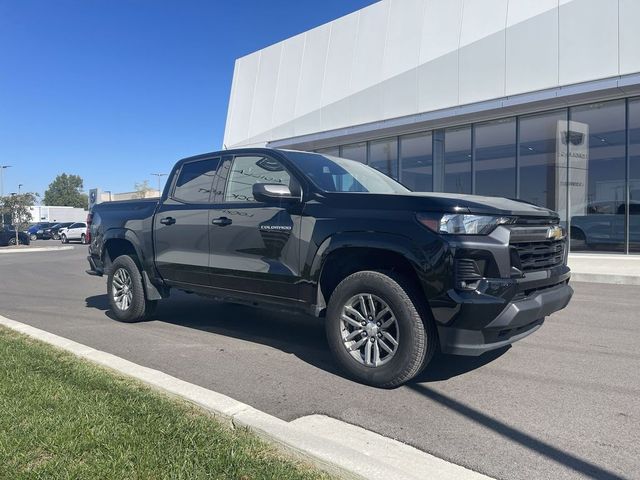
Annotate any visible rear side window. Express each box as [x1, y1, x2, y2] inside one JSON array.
[[173, 158, 220, 203], [224, 156, 292, 203]]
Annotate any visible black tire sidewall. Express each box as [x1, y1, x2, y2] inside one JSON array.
[[107, 255, 148, 323], [326, 271, 430, 388]]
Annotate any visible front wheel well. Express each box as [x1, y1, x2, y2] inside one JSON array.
[[318, 247, 424, 314]]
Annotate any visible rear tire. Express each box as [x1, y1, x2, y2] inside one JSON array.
[[107, 255, 157, 323], [81, 233, 86, 244], [325, 270, 437, 388], [8, 237, 16, 246], [29, 234, 37, 241]]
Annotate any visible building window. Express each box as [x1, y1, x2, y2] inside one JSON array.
[[340, 142, 367, 163], [518, 109, 568, 222], [474, 118, 516, 198], [630, 98, 640, 253], [316, 146, 340, 156], [568, 100, 626, 253], [400, 132, 433, 191], [368, 137, 398, 179], [444, 126, 472, 194]]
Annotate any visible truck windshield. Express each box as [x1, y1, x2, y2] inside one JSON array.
[[286, 152, 409, 194]]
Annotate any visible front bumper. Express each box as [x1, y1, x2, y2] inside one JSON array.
[[438, 281, 573, 355], [428, 223, 573, 356]]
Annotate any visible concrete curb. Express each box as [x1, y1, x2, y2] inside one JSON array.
[[0, 313, 492, 480], [0, 246, 74, 254]]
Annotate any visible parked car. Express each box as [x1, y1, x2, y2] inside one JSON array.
[[43, 222, 74, 240], [0, 225, 30, 246], [87, 148, 573, 387], [60, 222, 88, 244], [27, 222, 55, 241]]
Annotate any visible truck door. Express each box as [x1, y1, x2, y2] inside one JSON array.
[[207, 154, 303, 301], [154, 157, 221, 286]]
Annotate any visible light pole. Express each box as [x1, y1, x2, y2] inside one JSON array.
[[18, 183, 23, 194], [151, 173, 168, 197], [0, 165, 11, 197]]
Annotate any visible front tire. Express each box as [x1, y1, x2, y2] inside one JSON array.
[[61, 234, 68, 244], [325, 271, 437, 388], [29, 234, 37, 241], [80, 233, 86, 244], [107, 255, 157, 323], [8, 237, 17, 246]]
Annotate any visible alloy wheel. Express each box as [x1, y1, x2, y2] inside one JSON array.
[[340, 293, 399, 367], [112, 268, 133, 311]]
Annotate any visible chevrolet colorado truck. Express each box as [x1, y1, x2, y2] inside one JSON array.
[[86, 148, 573, 387]]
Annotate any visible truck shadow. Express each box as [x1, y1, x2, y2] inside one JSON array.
[[84, 291, 507, 384]]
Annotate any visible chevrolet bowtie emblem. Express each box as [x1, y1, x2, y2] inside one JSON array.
[[547, 225, 565, 240]]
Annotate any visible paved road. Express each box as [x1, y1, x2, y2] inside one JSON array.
[[1, 244, 638, 480]]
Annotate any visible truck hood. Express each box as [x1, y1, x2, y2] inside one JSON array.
[[320, 191, 558, 218]]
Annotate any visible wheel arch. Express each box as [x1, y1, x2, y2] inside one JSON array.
[[312, 233, 429, 317]]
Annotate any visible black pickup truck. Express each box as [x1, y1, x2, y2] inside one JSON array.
[[87, 148, 573, 387]]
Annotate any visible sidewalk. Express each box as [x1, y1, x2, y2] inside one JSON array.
[[568, 254, 640, 285]]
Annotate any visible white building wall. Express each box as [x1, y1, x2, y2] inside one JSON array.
[[224, 0, 640, 148]]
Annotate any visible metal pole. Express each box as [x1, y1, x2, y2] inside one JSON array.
[[0, 165, 12, 197], [151, 173, 167, 197]]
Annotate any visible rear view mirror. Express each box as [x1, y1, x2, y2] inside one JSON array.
[[252, 183, 300, 204]]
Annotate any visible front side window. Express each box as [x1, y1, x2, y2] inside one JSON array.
[[224, 156, 292, 203], [173, 158, 220, 203]]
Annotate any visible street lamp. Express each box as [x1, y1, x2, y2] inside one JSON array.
[[151, 173, 168, 196], [0, 165, 12, 197], [18, 183, 23, 194]]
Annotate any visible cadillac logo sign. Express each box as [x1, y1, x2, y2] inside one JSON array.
[[547, 225, 565, 241]]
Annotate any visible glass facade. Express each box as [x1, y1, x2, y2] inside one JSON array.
[[400, 132, 433, 191], [368, 137, 398, 179], [444, 126, 472, 194], [568, 101, 626, 252], [630, 99, 640, 252], [340, 142, 367, 163], [475, 118, 516, 198], [314, 96, 640, 254]]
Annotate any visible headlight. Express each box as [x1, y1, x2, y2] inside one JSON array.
[[417, 213, 516, 235]]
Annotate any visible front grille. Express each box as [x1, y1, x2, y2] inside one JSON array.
[[512, 239, 565, 272]]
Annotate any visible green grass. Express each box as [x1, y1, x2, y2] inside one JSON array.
[[0, 327, 331, 480]]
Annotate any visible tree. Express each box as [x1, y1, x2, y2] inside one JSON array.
[[1, 192, 37, 244], [134, 180, 154, 199], [44, 173, 88, 209]]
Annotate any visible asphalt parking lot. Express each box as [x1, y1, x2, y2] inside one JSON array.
[[0, 243, 638, 480]]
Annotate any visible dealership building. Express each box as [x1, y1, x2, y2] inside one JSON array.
[[224, 0, 640, 254]]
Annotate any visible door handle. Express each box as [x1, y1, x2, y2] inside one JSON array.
[[160, 216, 176, 226], [211, 216, 232, 227]]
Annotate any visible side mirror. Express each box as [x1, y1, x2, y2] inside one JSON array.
[[252, 183, 300, 204]]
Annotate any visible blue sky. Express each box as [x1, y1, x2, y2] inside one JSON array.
[[0, 0, 377, 199]]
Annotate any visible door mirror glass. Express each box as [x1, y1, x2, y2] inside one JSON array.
[[252, 183, 300, 204]]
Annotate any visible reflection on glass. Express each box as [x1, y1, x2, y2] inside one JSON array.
[[316, 146, 340, 157], [340, 143, 367, 163], [568, 100, 626, 252], [368, 137, 398, 179], [474, 118, 516, 198], [630, 99, 640, 252], [400, 132, 433, 191], [444, 126, 472, 194], [518, 109, 568, 225]]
